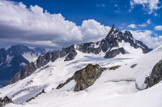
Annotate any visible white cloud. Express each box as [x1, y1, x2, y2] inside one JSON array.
[[147, 19, 151, 24], [80, 20, 110, 42], [138, 19, 151, 27], [130, 0, 161, 14], [0, 0, 161, 50], [130, 30, 162, 48], [139, 23, 147, 27], [155, 25, 162, 31], [0, 0, 110, 48], [128, 24, 136, 29]]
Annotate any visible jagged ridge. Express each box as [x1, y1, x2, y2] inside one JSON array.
[[10, 25, 151, 84]]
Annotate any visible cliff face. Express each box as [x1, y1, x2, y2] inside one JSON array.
[[10, 25, 151, 84], [145, 59, 162, 88]]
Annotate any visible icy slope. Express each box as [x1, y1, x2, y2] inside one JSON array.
[[0, 45, 162, 107]]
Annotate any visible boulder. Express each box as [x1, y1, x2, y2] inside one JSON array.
[[57, 64, 104, 91]]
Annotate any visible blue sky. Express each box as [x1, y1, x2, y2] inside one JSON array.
[[11, 0, 162, 27], [0, 0, 162, 49]]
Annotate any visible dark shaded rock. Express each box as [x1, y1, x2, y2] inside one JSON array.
[[101, 39, 110, 52], [0, 48, 7, 64], [10, 62, 37, 83], [56, 77, 74, 89], [0, 96, 13, 107], [36, 56, 45, 68], [108, 65, 121, 70], [105, 24, 115, 39], [130, 64, 137, 68], [57, 64, 104, 91], [51, 51, 60, 62], [104, 47, 125, 58], [65, 50, 77, 61], [145, 59, 162, 88]]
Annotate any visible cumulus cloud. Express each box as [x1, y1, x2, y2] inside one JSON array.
[[0, 0, 161, 50], [138, 19, 151, 27], [130, 30, 162, 48], [155, 25, 162, 31], [128, 24, 136, 29], [130, 0, 161, 14], [0, 0, 110, 49]]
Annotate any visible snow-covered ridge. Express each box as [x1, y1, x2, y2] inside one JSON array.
[[2, 25, 161, 107], [0, 45, 161, 107], [10, 24, 152, 85]]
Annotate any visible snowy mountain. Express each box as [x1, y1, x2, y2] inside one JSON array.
[[0, 45, 46, 87], [0, 25, 162, 107], [10, 24, 151, 84]]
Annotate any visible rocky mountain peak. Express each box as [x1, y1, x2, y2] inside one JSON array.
[[105, 24, 133, 42], [106, 24, 115, 39], [10, 25, 152, 84]]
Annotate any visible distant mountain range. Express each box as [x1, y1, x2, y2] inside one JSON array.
[[0, 45, 46, 87]]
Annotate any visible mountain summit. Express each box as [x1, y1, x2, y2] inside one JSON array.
[[10, 25, 151, 83]]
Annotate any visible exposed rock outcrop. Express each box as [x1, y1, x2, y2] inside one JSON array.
[[64, 49, 77, 61], [130, 64, 137, 68], [108, 65, 121, 70], [145, 59, 162, 88], [57, 64, 104, 91], [104, 47, 125, 58], [0, 96, 13, 107]]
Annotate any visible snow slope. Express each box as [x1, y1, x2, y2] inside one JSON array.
[[22, 52, 39, 63], [0, 45, 162, 107]]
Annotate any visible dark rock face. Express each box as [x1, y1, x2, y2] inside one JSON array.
[[145, 59, 162, 88], [75, 24, 151, 57], [108, 65, 121, 70], [10, 62, 37, 83], [57, 64, 104, 91], [51, 51, 60, 62], [0, 96, 13, 107], [64, 49, 77, 61], [104, 47, 125, 58], [130, 64, 137, 68]]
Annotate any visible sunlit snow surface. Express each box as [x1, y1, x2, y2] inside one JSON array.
[[1, 45, 162, 107]]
